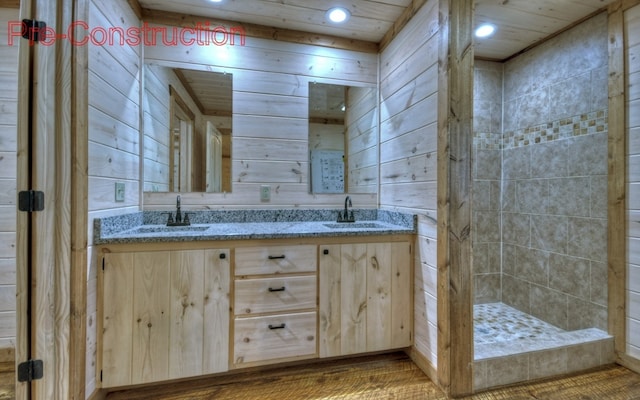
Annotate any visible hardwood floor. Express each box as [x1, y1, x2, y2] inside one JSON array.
[[103, 352, 640, 400], [2, 352, 639, 399]]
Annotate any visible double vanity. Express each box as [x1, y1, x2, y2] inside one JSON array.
[[94, 207, 416, 389]]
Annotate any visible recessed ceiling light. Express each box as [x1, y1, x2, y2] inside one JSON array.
[[475, 23, 496, 38], [326, 7, 351, 23], [209, 0, 224, 3]]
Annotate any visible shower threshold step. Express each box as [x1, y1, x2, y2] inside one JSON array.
[[474, 303, 612, 360]]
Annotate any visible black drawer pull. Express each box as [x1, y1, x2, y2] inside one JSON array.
[[268, 286, 286, 292], [268, 255, 286, 260], [268, 323, 286, 330], [219, 253, 226, 259], [323, 249, 329, 255]]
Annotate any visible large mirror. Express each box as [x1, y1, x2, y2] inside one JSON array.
[[143, 63, 232, 193], [308, 82, 378, 194]]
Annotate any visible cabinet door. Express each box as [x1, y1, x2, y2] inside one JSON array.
[[101, 249, 230, 388], [340, 243, 368, 355], [318, 242, 412, 358], [101, 253, 136, 388], [318, 245, 341, 358], [203, 249, 231, 374], [367, 242, 412, 350]]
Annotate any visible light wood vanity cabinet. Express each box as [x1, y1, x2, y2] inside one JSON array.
[[98, 237, 412, 388], [318, 242, 412, 358], [232, 245, 318, 367], [100, 248, 230, 388]]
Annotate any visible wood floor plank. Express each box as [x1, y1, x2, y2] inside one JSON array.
[[100, 352, 640, 400], [2, 352, 640, 399]]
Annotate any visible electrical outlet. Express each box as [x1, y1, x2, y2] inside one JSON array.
[[115, 182, 125, 202], [260, 185, 271, 202]]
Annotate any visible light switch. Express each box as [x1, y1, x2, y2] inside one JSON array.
[[115, 182, 125, 202], [260, 185, 271, 202]]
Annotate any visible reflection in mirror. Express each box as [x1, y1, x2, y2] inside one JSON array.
[[308, 83, 378, 194], [143, 64, 232, 193]]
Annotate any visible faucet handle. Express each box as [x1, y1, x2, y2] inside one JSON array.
[[162, 212, 174, 225], [183, 213, 192, 225]]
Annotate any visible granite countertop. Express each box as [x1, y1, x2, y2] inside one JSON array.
[[94, 209, 417, 244]]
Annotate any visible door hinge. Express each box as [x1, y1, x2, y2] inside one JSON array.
[[21, 19, 47, 42], [18, 190, 45, 212], [102, 258, 105, 271], [100, 370, 103, 382], [17, 359, 43, 382]]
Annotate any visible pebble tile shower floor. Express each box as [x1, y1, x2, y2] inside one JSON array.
[[473, 302, 611, 360]]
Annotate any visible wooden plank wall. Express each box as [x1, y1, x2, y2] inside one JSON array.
[[143, 25, 378, 209], [378, 0, 440, 379], [624, 1, 640, 370], [87, 0, 142, 395], [0, 7, 18, 363]]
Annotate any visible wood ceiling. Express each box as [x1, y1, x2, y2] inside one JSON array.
[[138, 0, 617, 61]]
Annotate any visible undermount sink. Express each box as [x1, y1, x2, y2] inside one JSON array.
[[323, 222, 386, 229], [131, 225, 209, 234]]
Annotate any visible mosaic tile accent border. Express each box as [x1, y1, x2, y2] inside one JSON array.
[[473, 132, 503, 150], [473, 109, 608, 150], [503, 109, 608, 149]]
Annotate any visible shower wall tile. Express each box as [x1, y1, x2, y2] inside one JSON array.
[[474, 211, 501, 243], [567, 217, 607, 262], [547, 177, 591, 217], [590, 261, 608, 306], [515, 247, 549, 286], [530, 215, 568, 254], [474, 243, 489, 274], [549, 253, 590, 299], [487, 243, 501, 273], [474, 100, 493, 133], [516, 179, 548, 214], [549, 73, 592, 121], [530, 285, 568, 330], [502, 274, 530, 313], [501, 180, 517, 212], [502, 244, 517, 276], [489, 180, 502, 211], [474, 61, 503, 101], [567, 297, 607, 331], [566, 133, 607, 176], [503, 147, 531, 180], [504, 53, 534, 100], [473, 179, 500, 212], [530, 140, 567, 179], [503, 99, 518, 133], [476, 149, 502, 180], [518, 88, 550, 129], [475, 274, 501, 304], [502, 212, 530, 246], [591, 66, 609, 111], [590, 175, 608, 218]]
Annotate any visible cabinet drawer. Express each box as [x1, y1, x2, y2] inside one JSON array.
[[233, 312, 317, 365], [235, 275, 317, 315], [235, 245, 316, 275]]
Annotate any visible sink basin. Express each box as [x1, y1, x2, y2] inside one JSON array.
[[131, 225, 209, 234], [323, 222, 386, 229]]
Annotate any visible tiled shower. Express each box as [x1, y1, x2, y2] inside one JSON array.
[[472, 13, 614, 390]]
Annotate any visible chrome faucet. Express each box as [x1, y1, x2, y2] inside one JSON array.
[[337, 196, 355, 223], [166, 195, 191, 226]]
